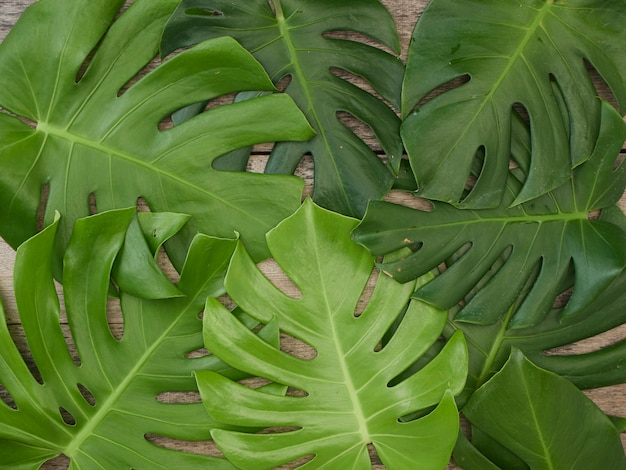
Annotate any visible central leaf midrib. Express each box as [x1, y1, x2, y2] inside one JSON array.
[[271, 0, 353, 211], [36, 122, 266, 224], [378, 209, 587, 235], [310, 228, 370, 444]]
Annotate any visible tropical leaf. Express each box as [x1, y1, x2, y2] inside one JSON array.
[[389, 265, 626, 412], [161, 0, 404, 217], [0, 0, 314, 267], [353, 100, 626, 327], [0, 207, 263, 468], [455, 350, 626, 470], [402, 0, 626, 208], [194, 199, 468, 469]]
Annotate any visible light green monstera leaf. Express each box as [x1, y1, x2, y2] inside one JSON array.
[[161, 0, 404, 217], [0, 0, 314, 267], [402, 0, 626, 208], [0, 208, 273, 469], [194, 199, 468, 469]]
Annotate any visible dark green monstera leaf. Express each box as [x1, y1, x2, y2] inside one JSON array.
[[389, 262, 626, 411], [162, 0, 404, 217], [0, 0, 314, 267], [402, 0, 626, 208], [454, 350, 626, 470], [354, 101, 626, 328], [194, 200, 467, 469]]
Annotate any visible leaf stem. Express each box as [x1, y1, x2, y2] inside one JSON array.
[[271, 0, 284, 20]]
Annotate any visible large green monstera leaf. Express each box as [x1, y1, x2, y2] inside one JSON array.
[[402, 0, 626, 208], [194, 200, 468, 469], [354, 101, 626, 327], [0, 208, 249, 468], [0, 0, 314, 266], [162, 0, 404, 217], [455, 350, 626, 470]]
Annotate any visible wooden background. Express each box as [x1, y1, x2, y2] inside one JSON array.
[[1, 0, 625, 469]]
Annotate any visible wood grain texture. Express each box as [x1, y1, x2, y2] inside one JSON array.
[[0, 1, 625, 469]]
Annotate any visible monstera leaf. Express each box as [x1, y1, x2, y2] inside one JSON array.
[[402, 0, 626, 208], [392, 265, 626, 412], [454, 350, 626, 470], [0, 208, 259, 468], [354, 101, 626, 327], [162, 0, 404, 217], [194, 200, 468, 469], [0, 0, 314, 267]]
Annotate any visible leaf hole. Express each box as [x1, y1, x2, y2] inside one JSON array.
[[0, 383, 17, 410], [273, 454, 314, 468], [512, 102, 529, 124], [53, 283, 83, 367], [44, 455, 70, 469], [136, 196, 150, 213], [0, 107, 37, 128], [216, 294, 237, 312], [275, 74, 292, 93], [280, 332, 317, 361], [106, 296, 124, 340], [257, 259, 302, 300], [459, 145, 485, 204], [59, 407, 76, 426], [330, 66, 398, 116], [75, 33, 107, 84], [286, 386, 309, 398], [323, 30, 397, 57], [553, 285, 573, 309], [336, 110, 382, 155], [88, 192, 97, 215], [156, 391, 202, 404], [166, 91, 238, 133], [24, 346, 44, 385], [368, 443, 383, 466], [353, 267, 380, 317], [185, 347, 211, 359], [77, 383, 96, 407], [544, 323, 626, 357], [145, 433, 224, 457], [238, 376, 273, 389], [409, 74, 470, 113], [383, 191, 433, 212], [158, 115, 174, 131], [584, 59, 620, 111], [116, 55, 163, 98]]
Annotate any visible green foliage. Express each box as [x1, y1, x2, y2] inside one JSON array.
[[161, 0, 404, 217], [195, 200, 468, 469], [0, 0, 314, 266], [0, 208, 244, 468], [402, 0, 626, 208], [453, 269, 626, 395], [353, 101, 626, 327], [455, 350, 626, 470], [1, 0, 626, 468]]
